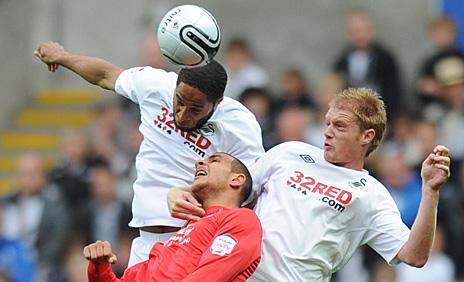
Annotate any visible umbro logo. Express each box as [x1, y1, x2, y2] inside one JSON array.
[[299, 154, 315, 163]]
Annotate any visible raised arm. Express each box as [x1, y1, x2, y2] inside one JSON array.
[[34, 41, 122, 91], [396, 145, 451, 267], [84, 240, 120, 282]]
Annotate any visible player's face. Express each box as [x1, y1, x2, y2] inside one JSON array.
[[323, 106, 367, 170], [192, 153, 233, 198], [173, 82, 216, 131]]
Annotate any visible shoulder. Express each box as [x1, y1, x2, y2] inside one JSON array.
[[268, 141, 322, 155], [363, 174, 399, 208], [118, 67, 178, 89], [122, 66, 177, 78], [221, 208, 261, 229], [214, 98, 261, 131], [216, 98, 256, 119]]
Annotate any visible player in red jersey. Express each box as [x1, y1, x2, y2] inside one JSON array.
[[83, 152, 262, 282]]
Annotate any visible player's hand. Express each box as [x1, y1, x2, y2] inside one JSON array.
[[421, 145, 451, 192], [167, 187, 205, 221], [83, 240, 118, 264], [34, 41, 66, 72]]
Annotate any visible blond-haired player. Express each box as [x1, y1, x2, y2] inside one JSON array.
[[170, 88, 451, 281]]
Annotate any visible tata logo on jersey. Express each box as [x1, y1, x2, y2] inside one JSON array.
[[155, 107, 212, 157], [287, 170, 353, 212]]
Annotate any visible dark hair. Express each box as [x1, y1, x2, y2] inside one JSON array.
[[227, 37, 251, 53], [238, 87, 273, 104], [229, 156, 253, 204], [177, 60, 227, 103]]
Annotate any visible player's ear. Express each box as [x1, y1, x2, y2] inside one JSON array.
[[361, 128, 375, 145], [230, 173, 245, 190]]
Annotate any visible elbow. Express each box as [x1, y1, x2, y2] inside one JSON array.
[[406, 256, 429, 268]]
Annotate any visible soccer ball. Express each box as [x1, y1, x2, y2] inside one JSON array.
[[157, 5, 221, 66]]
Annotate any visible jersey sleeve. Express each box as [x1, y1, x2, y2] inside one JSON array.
[[363, 190, 411, 265], [87, 260, 151, 282], [114, 66, 178, 104], [88, 262, 120, 282], [181, 209, 263, 282], [242, 144, 281, 206], [218, 102, 264, 168]]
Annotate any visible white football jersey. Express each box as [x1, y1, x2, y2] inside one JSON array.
[[115, 67, 264, 228], [247, 141, 410, 282]]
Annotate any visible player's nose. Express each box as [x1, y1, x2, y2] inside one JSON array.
[[195, 159, 206, 168], [324, 125, 333, 138]]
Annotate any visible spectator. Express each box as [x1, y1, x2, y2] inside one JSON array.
[[310, 73, 345, 148], [49, 129, 92, 210], [1, 153, 49, 246], [87, 97, 125, 163], [275, 68, 315, 113], [0, 153, 72, 281], [416, 17, 464, 113], [435, 56, 464, 177], [238, 87, 277, 150], [223, 37, 268, 100], [115, 117, 143, 205], [0, 207, 37, 282], [437, 162, 464, 280], [378, 147, 422, 228], [273, 105, 311, 147], [75, 160, 134, 250], [333, 9, 402, 121]]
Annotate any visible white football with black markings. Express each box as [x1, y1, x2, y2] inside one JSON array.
[[157, 5, 221, 66]]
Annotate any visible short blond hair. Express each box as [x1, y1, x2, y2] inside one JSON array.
[[329, 88, 387, 156]]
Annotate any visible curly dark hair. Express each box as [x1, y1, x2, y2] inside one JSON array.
[[177, 60, 227, 103]]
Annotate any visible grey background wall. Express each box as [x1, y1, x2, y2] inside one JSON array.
[[0, 0, 440, 129]]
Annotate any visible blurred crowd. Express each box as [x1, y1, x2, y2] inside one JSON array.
[[1, 9, 464, 282]]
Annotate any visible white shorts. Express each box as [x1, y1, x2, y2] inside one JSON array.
[[127, 230, 177, 267]]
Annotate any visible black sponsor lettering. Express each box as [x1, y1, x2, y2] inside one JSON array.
[[184, 141, 205, 157], [321, 197, 345, 212]]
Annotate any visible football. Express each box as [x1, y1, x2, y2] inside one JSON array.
[[157, 5, 221, 66]]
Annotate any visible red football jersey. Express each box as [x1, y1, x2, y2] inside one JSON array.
[[88, 206, 262, 281]]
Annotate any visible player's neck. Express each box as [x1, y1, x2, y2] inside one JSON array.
[[337, 158, 365, 171], [202, 194, 240, 210]]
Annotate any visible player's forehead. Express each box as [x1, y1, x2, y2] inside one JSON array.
[[325, 106, 358, 123], [175, 83, 209, 106], [207, 152, 234, 163]]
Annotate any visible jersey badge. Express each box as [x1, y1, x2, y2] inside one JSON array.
[[210, 233, 237, 256], [348, 178, 367, 189], [199, 123, 216, 136]]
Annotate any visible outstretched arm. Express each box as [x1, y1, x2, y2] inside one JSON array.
[[34, 41, 122, 91], [396, 145, 451, 267]]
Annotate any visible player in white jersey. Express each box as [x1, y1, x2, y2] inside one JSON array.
[[168, 88, 451, 281], [34, 42, 264, 266]]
